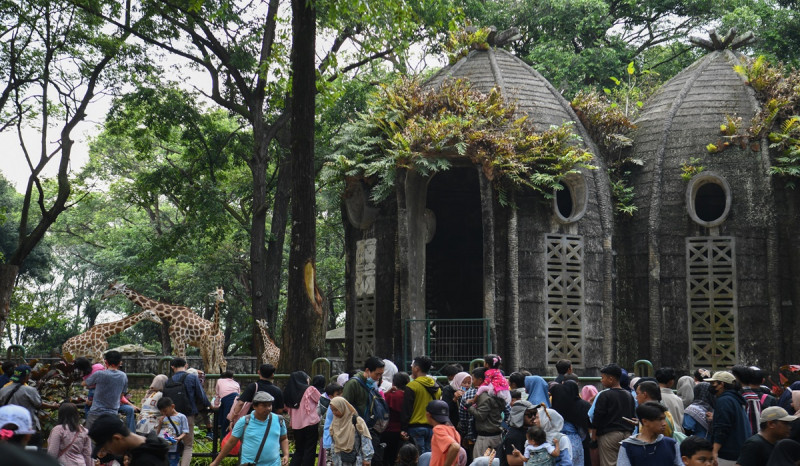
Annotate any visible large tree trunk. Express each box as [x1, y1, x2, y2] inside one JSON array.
[[0, 264, 20, 338], [280, 0, 322, 373], [260, 156, 292, 353]]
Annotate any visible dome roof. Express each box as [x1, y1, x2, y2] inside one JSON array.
[[633, 48, 759, 162], [426, 47, 588, 134], [629, 45, 770, 224]]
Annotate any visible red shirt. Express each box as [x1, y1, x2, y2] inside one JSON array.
[[384, 389, 404, 433]]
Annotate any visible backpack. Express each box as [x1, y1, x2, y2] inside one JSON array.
[[355, 377, 389, 433], [743, 390, 769, 433], [163, 372, 192, 415]]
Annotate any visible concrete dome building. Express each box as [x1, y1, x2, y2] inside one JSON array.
[[617, 32, 783, 371], [342, 31, 615, 373]]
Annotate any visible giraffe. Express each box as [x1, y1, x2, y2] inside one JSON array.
[[62, 309, 162, 362], [207, 287, 226, 374], [208, 287, 224, 334], [255, 319, 281, 366], [102, 282, 228, 373]]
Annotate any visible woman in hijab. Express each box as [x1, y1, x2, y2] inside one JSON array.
[[285, 371, 321, 466], [525, 376, 550, 407], [329, 397, 374, 466], [136, 374, 168, 434], [580, 385, 598, 404], [550, 382, 589, 466], [682, 382, 715, 439], [443, 372, 471, 427], [780, 381, 800, 414], [379, 360, 398, 393], [534, 405, 573, 466], [337, 373, 350, 387], [676, 375, 695, 408]]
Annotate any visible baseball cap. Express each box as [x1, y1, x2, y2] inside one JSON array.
[[0, 404, 36, 434], [88, 414, 129, 458], [704, 371, 735, 385], [426, 400, 450, 424], [760, 406, 799, 423], [253, 391, 275, 403], [10, 365, 31, 383]]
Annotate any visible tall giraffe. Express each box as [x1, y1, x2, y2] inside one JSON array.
[[256, 319, 281, 366], [102, 282, 228, 373], [207, 287, 226, 374], [62, 309, 162, 363]]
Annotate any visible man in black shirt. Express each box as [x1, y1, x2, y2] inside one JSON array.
[[590, 363, 635, 466], [229, 363, 285, 427], [737, 406, 797, 466]]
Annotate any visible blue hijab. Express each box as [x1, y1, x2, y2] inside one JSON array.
[[524, 375, 550, 407]]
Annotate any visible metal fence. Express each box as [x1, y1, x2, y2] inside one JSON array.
[[403, 318, 491, 372]]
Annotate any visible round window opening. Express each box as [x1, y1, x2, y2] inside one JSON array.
[[556, 182, 573, 218], [686, 172, 731, 227], [553, 173, 588, 223]]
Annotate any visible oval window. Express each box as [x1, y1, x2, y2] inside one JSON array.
[[686, 172, 731, 227], [553, 173, 588, 223]]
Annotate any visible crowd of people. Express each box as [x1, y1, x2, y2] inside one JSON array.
[[1, 351, 800, 466]]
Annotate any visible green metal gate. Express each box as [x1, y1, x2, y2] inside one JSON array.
[[403, 318, 491, 373]]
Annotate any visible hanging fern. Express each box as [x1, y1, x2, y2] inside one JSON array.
[[728, 56, 800, 184], [323, 77, 596, 205]]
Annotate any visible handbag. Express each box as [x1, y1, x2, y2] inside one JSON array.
[[339, 415, 361, 464], [222, 429, 243, 456], [166, 416, 185, 456]]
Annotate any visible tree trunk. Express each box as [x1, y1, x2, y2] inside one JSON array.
[[280, 0, 322, 373], [0, 264, 20, 338], [248, 133, 270, 357], [257, 155, 292, 360]]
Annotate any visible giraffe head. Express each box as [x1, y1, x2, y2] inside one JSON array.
[[140, 309, 162, 325], [209, 287, 224, 303], [256, 319, 269, 332], [102, 282, 128, 300]]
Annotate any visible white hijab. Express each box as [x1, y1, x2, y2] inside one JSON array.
[[380, 360, 398, 393]]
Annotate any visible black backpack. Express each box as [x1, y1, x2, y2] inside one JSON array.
[[163, 372, 192, 415]]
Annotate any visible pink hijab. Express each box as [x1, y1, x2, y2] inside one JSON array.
[[581, 385, 598, 403]]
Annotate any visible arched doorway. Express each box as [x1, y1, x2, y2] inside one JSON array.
[[422, 167, 486, 367]]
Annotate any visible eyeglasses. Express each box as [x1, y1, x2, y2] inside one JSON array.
[[524, 412, 537, 418]]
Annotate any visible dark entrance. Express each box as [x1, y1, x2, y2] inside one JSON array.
[[425, 167, 484, 320]]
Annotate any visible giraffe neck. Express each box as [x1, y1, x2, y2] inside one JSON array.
[[97, 313, 148, 339], [213, 301, 220, 334], [123, 289, 175, 319]]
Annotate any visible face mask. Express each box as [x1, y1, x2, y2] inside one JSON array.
[[366, 377, 376, 388]]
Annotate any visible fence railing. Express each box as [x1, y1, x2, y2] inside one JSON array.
[[403, 318, 491, 372]]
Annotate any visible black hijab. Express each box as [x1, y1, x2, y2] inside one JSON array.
[[284, 371, 310, 409], [550, 380, 590, 430]]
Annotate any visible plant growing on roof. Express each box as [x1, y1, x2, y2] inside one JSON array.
[[728, 56, 800, 185], [571, 89, 639, 215], [445, 26, 491, 65], [324, 77, 595, 205]]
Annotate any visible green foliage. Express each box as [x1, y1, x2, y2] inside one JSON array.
[[721, 1, 800, 69], [325, 77, 595, 205], [462, 0, 719, 97], [609, 171, 637, 216], [570, 89, 640, 215], [728, 56, 800, 184], [681, 157, 706, 180], [571, 89, 636, 163], [445, 26, 491, 65]]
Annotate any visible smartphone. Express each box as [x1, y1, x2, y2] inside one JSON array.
[[622, 416, 638, 425]]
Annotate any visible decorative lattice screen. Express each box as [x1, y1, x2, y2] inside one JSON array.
[[545, 234, 584, 366], [686, 237, 737, 370], [354, 238, 377, 364]]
